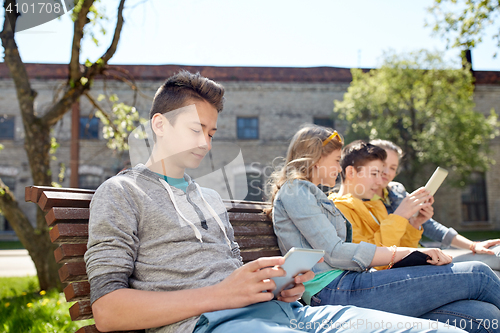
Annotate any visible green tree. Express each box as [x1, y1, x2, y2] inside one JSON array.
[[428, 0, 500, 57], [334, 50, 498, 189], [0, 0, 130, 291]]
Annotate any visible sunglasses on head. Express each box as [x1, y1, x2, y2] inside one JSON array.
[[322, 131, 342, 146]]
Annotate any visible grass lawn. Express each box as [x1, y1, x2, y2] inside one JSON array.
[[458, 230, 500, 241], [0, 241, 24, 250], [421, 230, 500, 244], [0, 276, 94, 332]]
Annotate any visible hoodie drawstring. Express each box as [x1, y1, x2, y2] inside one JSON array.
[[194, 183, 232, 248], [159, 178, 232, 249], [160, 178, 203, 243]]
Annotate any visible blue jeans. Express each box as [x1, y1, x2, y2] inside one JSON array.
[[193, 300, 465, 332], [310, 261, 500, 333]]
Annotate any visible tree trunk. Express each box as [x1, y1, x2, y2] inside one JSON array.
[[0, 0, 127, 291], [26, 121, 62, 291], [0, 120, 62, 290], [28, 218, 62, 291]]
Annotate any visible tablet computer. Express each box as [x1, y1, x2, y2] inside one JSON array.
[[271, 247, 325, 297], [424, 167, 448, 196]]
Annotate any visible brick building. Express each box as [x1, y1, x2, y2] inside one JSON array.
[[1, 64, 500, 239]]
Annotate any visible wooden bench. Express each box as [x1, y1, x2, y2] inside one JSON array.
[[25, 185, 279, 333]]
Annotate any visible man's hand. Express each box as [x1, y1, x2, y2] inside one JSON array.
[[276, 257, 324, 302], [409, 204, 434, 230], [394, 187, 432, 220], [213, 257, 286, 309]]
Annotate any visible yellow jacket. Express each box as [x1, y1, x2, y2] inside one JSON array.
[[329, 193, 423, 249]]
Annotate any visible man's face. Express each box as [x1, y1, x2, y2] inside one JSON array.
[[155, 100, 218, 170], [381, 149, 399, 188], [350, 159, 384, 200]]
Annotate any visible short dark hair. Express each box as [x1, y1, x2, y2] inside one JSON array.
[[149, 70, 225, 122], [340, 140, 387, 180]]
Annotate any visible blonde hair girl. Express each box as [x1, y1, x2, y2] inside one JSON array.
[[270, 126, 500, 328]]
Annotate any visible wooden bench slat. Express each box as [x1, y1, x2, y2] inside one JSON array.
[[64, 281, 90, 302], [241, 250, 282, 262], [227, 212, 269, 222], [233, 224, 274, 236], [39, 191, 93, 211], [223, 199, 270, 206], [69, 300, 93, 321], [54, 244, 87, 263], [76, 325, 144, 333], [224, 200, 271, 213], [25, 186, 95, 204], [46, 207, 90, 226], [50, 224, 88, 244], [235, 236, 278, 248], [59, 262, 88, 283], [25, 186, 34, 203], [75, 325, 100, 333]]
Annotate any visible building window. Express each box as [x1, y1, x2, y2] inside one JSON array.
[[461, 172, 488, 222], [0, 116, 15, 140], [245, 172, 263, 201], [0, 176, 16, 232], [237, 117, 259, 140], [0, 213, 13, 232], [80, 116, 99, 139], [313, 117, 334, 129], [79, 174, 102, 190]]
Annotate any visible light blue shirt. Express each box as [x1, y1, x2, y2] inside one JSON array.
[[154, 172, 189, 193]]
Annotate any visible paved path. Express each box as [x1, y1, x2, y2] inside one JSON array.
[[0, 250, 37, 277]]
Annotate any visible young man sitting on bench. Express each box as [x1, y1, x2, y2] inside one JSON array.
[[84, 71, 462, 333]]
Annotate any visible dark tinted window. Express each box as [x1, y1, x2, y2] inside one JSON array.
[[313, 117, 334, 129], [237, 117, 259, 140], [0, 116, 15, 140], [461, 172, 488, 222], [80, 117, 99, 139]]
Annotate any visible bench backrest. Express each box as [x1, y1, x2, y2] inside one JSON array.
[[25, 185, 278, 333]]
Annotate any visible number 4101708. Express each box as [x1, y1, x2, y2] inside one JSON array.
[[445, 319, 498, 330], [5, 2, 63, 14]]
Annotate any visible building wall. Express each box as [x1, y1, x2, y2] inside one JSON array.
[[1, 66, 500, 236]]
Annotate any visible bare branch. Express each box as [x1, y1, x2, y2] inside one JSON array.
[[85, 0, 126, 79], [0, 178, 34, 243], [101, 0, 126, 64], [43, 0, 128, 127], [103, 66, 154, 102], [70, 0, 95, 82], [42, 84, 87, 127]]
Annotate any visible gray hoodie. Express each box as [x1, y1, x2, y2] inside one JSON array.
[[84, 164, 242, 333]]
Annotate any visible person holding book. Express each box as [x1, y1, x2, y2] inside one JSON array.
[[370, 139, 500, 272], [269, 125, 500, 332]]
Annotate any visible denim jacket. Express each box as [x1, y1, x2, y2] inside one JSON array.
[[385, 182, 458, 248], [272, 179, 377, 274]]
